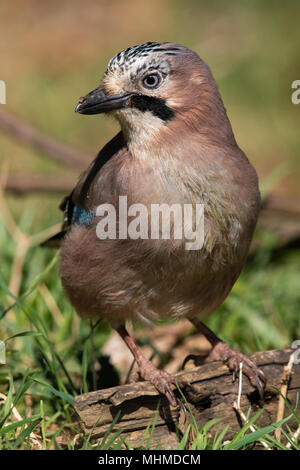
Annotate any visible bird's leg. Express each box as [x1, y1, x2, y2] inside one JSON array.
[[117, 324, 188, 407], [188, 317, 266, 399]]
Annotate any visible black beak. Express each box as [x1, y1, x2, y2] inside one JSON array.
[[75, 87, 135, 115]]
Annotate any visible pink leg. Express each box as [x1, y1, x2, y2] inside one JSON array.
[[189, 317, 266, 398], [117, 325, 188, 406]]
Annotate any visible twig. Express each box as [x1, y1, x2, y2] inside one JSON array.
[[233, 362, 271, 450], [0, 392, 42, 449], [261, 194, 300, 216], [275, 351, 295, 443], [29, 223, 62, 246], [0, 108, 90, 168], [3, 173, 76, 195], [38, 283, 64, 327], [0, 168, 23, 240], [236, 361, 243, 409], [8, 233, 30, 298], [0, 178, 61, 314], [286, 426, 300, 449]]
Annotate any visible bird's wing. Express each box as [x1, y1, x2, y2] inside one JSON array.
[[41, 131, 125, 248]]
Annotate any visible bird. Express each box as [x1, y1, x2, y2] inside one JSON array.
[[43, 42, 266, 406]]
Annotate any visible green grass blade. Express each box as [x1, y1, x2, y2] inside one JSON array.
[[5, 331, 43, 342], [32, 378, 74, 405], [230, 414, 292, 450], [212, 424, 230, 449], [0, 415, 41, 436], [99, 410, 121, 449], [82, 339, 89, 394], [14, 417, 42, 449], [178, 423, 192, 450], [0, 375, 14, 429], [224, 408, 264, 450]]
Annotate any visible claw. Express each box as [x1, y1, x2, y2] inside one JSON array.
[[190, 341, 266, 399], [136, 359, 192, 407], [255, 377, 264, 400], [165, 383, 177, 407], [258, 368, 267, 384], [177, 397, 189, 422]]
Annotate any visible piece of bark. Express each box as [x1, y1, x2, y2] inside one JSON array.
[[74, 348, 299, 449]]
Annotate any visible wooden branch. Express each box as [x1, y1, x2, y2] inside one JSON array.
[[74, 348, 299, 449], [261, 194, 300, 216], [0, 108, 89, 168], [256, 195, 300, 246], [3, 173, 76, 195]]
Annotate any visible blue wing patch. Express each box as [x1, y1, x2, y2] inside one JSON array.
[[72, 206, 94, 226]]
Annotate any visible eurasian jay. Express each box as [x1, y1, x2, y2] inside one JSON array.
[[44, 42, 265, 406]]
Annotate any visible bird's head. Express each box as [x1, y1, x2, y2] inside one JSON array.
[[76, 42, 234, 150]]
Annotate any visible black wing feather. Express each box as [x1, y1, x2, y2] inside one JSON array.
[[40, 132, 124, 248]]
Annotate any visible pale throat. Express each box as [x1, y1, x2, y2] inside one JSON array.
[[114, 108, 166, 155]]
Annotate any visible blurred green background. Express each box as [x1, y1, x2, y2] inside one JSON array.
[[0, 0, 299, 449], [1, 0, 300, 191]]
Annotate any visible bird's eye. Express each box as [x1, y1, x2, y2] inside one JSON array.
[[142, 72, 161, 89]]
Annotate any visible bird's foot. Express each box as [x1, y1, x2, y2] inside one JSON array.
[[135, 358, 190, 407], [117, 324, 190, 407], [189, 341, 266, 399]]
